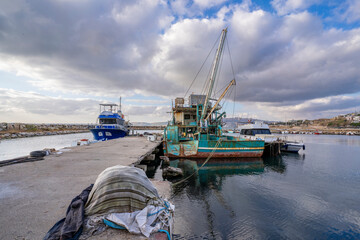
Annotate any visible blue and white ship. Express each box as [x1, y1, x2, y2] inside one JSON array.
[[90, 103, 130, 141]]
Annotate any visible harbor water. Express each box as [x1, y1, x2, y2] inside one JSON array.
[[169, 134, 360, 239], [1, 133, 359, 239], [0, 132, 93, 161], [0, 130, 161, 161]]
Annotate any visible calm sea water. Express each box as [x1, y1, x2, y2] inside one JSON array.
[[0, 132, 93, 161], [2, 133, 359, 238], [0, 130, 161, 161], [169, 134, 360, 239]]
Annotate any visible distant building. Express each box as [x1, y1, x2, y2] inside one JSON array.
[[353, 116, 360, 123], [346, 115, 353, 121]]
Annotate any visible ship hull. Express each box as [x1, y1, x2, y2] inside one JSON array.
[[164, 139, 264, 158], [90, 128, 128, 141]]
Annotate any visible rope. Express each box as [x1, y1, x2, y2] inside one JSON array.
[[172, 138, 223, 186]]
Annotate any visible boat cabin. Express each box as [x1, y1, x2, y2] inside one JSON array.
[[240, 128, 271, 136], [168, 94, 225, 142], [97, 104, 125, 126]]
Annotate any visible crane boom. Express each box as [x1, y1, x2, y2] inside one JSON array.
[[200, 28, 228, 121], [204, 79, 236, 121]]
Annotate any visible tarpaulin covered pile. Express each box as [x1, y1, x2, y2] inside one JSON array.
[[44, 165, 174, 240], [83, 165, 174, 238]]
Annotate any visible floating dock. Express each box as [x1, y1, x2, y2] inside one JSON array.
[[0, 136, 170, 239]]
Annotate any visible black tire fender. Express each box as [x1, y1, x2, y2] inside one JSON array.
[[30, 150, 47, 158]]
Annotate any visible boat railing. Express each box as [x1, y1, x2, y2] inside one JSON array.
[[95, 125, 121, 129]]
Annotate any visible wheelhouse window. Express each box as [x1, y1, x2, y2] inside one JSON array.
[[244, 129, 253, 135], [184, 114, 190, 119], [252, 129, 271, 135], [100, 118, 117, 124], [241, 129, 271, 135]]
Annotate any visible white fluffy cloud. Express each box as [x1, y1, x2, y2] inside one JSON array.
[[0, 0, 177, 97], [0, 88, 171, 123], [0, 0, 360, 122], [0, 88, 99, 123]]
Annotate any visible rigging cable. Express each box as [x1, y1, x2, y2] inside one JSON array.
[[226, 36, 236, 80], [213, 42, 226, 100], [226, 33, 237, 119], [184, 32, 222, 98], [233, 82, 236, 118]]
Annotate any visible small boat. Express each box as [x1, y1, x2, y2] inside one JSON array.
[[238, 121, 279, 143], [238, 121, 305, 153], [90, 103, 130, 141], [280, 142, 305, 153]]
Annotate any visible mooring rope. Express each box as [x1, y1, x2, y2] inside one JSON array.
[[172, 138, 223, 187]]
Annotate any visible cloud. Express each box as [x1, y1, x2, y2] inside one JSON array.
[[0, 88, 100, 123], [227, 10, 360, 105], [241, 95, 360, 120], [0, 88, 171, 123], [0, 0, 178, 97], [335, 0, 360, 24], [124, 98, 169, 105], [271, 0, 321, 15], [169, 0, 227, 17], [1, 0, 360, 122], [123, 105, 171, 121], [194, 0, 227, 9]]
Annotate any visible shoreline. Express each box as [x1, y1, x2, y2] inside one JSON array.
[[0, 129, 89, 140], [269, 126, 360, 135]]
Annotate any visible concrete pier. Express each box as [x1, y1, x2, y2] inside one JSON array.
[[0, 136, 170, 239]]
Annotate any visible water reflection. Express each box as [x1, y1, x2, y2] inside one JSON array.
[[170, 158, 264, 189], [169, 135, 360, 239], [263, 155, 287, 173], [170, 158, 265, 239]]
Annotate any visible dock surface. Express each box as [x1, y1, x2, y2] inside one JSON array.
[[0, 136, 167, 239]]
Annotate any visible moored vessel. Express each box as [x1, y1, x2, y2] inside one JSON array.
[[90, 103, 130, 141], [238, 121, 305, 153], [163, 28, 265, 158]]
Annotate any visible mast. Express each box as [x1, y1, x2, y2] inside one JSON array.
[[119, 97, 122, 111], [200, 27, 228, 121]]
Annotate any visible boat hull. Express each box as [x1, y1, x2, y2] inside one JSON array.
[[164, 139, 264, 158], [90, 128, 128, 141], [280, 143, 304, 153]]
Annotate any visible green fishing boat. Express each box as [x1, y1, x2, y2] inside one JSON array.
[[163, 28, 265, 158]]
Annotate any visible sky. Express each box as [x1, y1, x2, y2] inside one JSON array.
[[1, 0, 360, 123]]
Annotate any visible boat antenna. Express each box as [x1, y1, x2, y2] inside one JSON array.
[[119, 97, 122, 111]]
